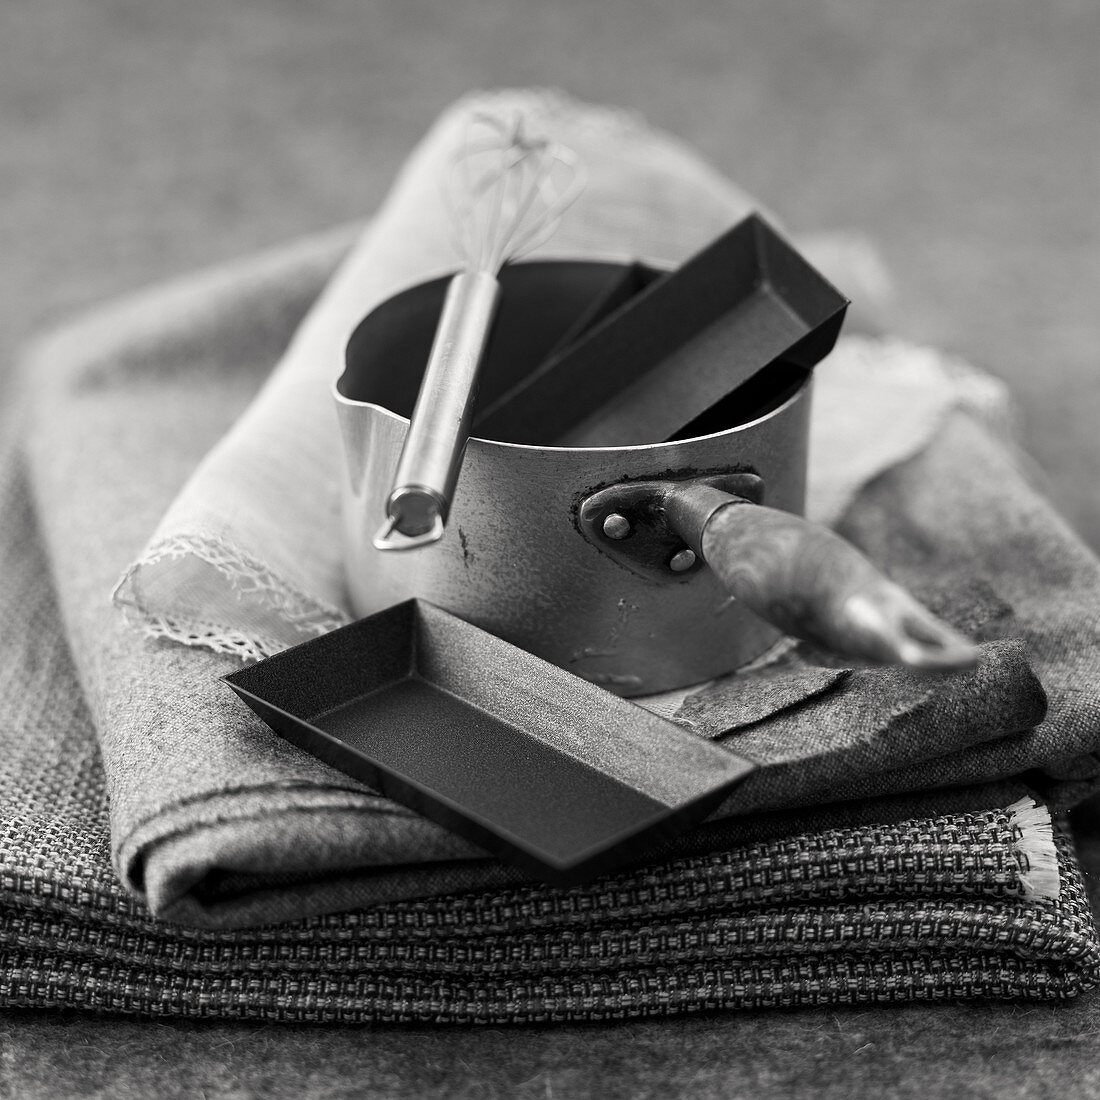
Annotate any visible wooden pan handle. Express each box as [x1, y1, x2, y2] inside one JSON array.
[[662, 483, 978, 670]]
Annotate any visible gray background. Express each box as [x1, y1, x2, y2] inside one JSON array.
[[4, 1, 1099, 1096], [7, 0, 1099, 548]]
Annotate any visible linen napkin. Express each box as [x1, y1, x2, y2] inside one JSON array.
[[18, 90, 1100, 934], [109, 88, 1003, 660]]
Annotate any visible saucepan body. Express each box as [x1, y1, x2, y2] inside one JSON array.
[[334, 260, 812, 696]]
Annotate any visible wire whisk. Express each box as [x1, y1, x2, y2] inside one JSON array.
[[446, 111, 586, 275], [374, 110, 586, 551]]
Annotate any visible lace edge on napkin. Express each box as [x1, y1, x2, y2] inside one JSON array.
[[112, 533, 349, 661]]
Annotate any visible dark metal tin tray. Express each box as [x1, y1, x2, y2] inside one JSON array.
[[223, 600, 755, 885], [474, 212, 849, 447]]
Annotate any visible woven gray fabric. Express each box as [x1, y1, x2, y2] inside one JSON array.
[[15, 216, 1100, 929], [5, 261, 1100, 1019], [7, 443, 1096, 1021], [0, 645, 1096, 1023]]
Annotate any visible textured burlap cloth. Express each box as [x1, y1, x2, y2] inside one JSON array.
[[5, 91, 1100, 1018]]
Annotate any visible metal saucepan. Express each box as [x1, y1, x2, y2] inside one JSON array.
[[335, 260, 976, 696]]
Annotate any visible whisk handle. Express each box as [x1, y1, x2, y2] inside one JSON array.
[[376, 271, 501, 550]]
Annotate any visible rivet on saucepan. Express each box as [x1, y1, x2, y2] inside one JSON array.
[[602, 513, 632, 540], [669, 548, 697, 573]]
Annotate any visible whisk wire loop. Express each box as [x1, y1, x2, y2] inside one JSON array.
[[445, 110, 586, 275], [377, 109, 585, 549]]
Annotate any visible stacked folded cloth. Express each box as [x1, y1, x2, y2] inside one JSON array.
[[5, 89, 1100, 1021]]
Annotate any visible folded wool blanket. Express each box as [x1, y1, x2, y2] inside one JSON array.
[[1, 394, 1096, 1017], [6, 809, 1099, 1021], [16, 91, 1100, 940], [0, 536, 1096, 1019]]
